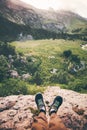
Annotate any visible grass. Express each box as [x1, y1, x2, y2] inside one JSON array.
[[12, 39, 87, 78], [11, 39, 87, 93], [12, 39, 87, 61], [67, 17, 87, 33], [26, 84, 46, 95], [0, 80, 46, 97]]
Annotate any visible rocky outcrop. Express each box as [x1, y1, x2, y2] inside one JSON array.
[[0, 87, 87, 130], [82, 44, 87, 50], [9, 70, 19, 78]]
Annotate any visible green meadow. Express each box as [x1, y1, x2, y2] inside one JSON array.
[[0, 39, 87, 96], [11, 39, 87, 93], [12, 39, 84, 55]]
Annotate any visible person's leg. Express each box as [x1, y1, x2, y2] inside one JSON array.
[[31, 112, 48, 130], [49, 96, 68, 130], [31, 93, 49, 130], [49, 113, 68, 130]]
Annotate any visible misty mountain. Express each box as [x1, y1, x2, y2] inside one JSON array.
[[0, 0, 87, 41]]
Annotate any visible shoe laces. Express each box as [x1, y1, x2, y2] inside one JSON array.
[[53, 100, 60, 108], [51, 100, 60, 111], [38, 99, 44, 107]]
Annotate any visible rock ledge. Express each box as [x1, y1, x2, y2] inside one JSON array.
[[0, 87, 87, 130]]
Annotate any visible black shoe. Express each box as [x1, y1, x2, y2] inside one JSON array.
[[49, 96, 63, 115], [35, 93, 46, 114]]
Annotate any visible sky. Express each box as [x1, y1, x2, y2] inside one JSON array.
[[20, 0, 87, 18]]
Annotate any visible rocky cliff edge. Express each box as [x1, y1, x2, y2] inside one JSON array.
[[0, 87, 87, 130]]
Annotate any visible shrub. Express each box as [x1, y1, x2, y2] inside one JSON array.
[[32, 71, 43, 85], [0, 41, 16, 57], [26, 56, 41, 75], [50, 70, 69, 84], [63, 50, 80, 64], [63, 50, 72, 58], [27, 85, 45, 95], [70, 54, 80, 64], [68, 78, 87, 92], [0, 78, 28, 96], [0, 55, 9, 81]]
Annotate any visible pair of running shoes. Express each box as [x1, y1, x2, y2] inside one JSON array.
[[35, 93, 63, 115]]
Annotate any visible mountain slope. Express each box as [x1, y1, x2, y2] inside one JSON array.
[[0, 14, 59, 41], [0, 0, 87, 41]]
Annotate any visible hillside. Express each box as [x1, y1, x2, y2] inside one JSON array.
[[0, 39, 87, 96], [0, 0, 87, 41], [0, 15, 58, 41], [0, 87, 87, 130], [10, 39, 87, 93]]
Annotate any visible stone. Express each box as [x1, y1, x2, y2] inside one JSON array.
[[6, 101, 16, 109], [0, 87, 87, 130], [72, 106, 85, 115], [84, 111, 87, 119], [0, 120, 15, 129], [7, 110, 17, 117], [9, 70, 19, 78]]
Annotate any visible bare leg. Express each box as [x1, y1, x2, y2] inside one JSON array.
[[49, 113, 68, 130], [31, 112, 49, 130]]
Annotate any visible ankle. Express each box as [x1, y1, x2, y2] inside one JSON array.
[[40, 109, 46, 114], [50, 112, 56, 117], [49, 110, 56, 115], [39, 111, 46, 117]]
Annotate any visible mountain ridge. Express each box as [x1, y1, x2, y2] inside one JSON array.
[[0, 0, 87, 41], [0, 0, 86, 27]]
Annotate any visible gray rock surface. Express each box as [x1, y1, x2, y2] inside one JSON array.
[[0, 87, 87, 130]]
